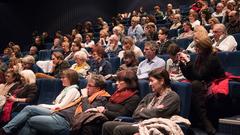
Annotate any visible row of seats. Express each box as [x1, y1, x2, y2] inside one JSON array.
[[30, 77, 240, 135]]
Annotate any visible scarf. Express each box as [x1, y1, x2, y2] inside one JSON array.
[[109, 89, 137, 104], [74, 90, 110, 115], [54, 90, 110, 115]]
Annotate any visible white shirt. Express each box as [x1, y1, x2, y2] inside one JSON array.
[[118, 45, 143, 60], [212, 35, 237, 52], [137, 56, 165, 79]]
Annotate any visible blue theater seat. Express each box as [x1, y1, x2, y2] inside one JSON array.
[[36, 78, 63, 104], [173, 38, 193, 50], [232, 33, 240, 50], [107, 57, 120, 74], [38, 50, 52, 61], [225, 51, 240, 75]]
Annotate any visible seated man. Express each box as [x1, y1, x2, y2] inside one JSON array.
[[212, 23, 237, 52], [137, 41, 165, 79]]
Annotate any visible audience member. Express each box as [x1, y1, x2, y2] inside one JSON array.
[[137, 41, 165, 79], [21, 55, 43, 73], [118, 36, 143, 60], [177, 21, 194, 39], [166, 43, 185, 82], [179, 37, 226, 134], [70, 51, 90, 78], [83, 33, 95, 48], [102, 68, 180, 135], [51, 38, 62, 50], [1, 70, 37, 123], [127, 16, 144, 43], [212, 23, 237, 52], [157, 27, 173, 55], [118, 50, 138, 73], [28, 46, 38, 61], [89, 46, 112, 76], [79, 70, 140, 135], [226, 10, 240, 34], [0, 69, 81, 135], [170, 14, 182, 30]]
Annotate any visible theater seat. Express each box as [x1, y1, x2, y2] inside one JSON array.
[[38, 50, 52, 61], [36, 78, 63, 104], [107, 57, 120, 74], [171, 82, 192, 118]]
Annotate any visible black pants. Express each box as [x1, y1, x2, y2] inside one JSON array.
[[190, 80, 231, 129], [102, 121, 138, 135]]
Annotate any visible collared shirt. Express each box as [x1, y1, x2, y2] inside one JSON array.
[[137, 56, 165, 79], [127, 24, 144, 42], [212, 35, 237, 52]]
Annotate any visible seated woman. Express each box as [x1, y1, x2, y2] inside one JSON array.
[[118, 50, 138, 73], [1, 70, 37, 124], [118, 36, 143, 60], [79, 69, 140, 135], [166, 43, 186, 82], [89, 46, 112, 76], [0, 69, 81, 135], [102, 68, 180, 135], [70, 51, 90, 78], [0, 69, 110, 135]]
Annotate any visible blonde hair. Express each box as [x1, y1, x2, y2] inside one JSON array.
[[20, 70, 36, 84], [193, 25, 209, 41], [22, 55, 35, 64]]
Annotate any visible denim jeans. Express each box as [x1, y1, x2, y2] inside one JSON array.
[[3, 105, 70, 135]]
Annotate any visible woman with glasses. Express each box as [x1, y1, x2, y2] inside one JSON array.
[[0, 69, 80, 135], [78, 69, 140, 135]]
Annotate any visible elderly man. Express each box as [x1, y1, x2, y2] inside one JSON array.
[[137, 41, 165, 79], [226, 10, 240, 34], [212, 23, 237, 52], [211, 3, 225, 18]]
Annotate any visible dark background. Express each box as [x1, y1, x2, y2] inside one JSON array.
[[0, 0, 194, 52]]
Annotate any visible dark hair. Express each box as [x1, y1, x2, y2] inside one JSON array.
[[52, 51, 64, 60], [5, 70, 21, 83], [123, 50, 138, 66], [167, 43, 181, 56], [159, 27, 169, 36], [61, 69, 79, 85], [117, 69, 138, 90], [92, 45, 106, 58], [149, 68, 171, 87]]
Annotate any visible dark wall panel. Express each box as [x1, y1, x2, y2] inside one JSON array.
[[0, 0, 194, 52]]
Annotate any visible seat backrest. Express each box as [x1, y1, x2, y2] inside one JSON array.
[[138, 79, 151, 98], [107, 57, 120, 74], [36, 78, 63, 104], [38, 50, 52, 61], [171, 82, 192, 118], [233, 33, 240, 50], [225, 51, 240, 75]]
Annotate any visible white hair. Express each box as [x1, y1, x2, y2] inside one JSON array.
[[20, 70, 36, 84], [74, 51, 88, 61]]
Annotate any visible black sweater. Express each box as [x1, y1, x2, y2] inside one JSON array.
[[180, 54, 225, 84]]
